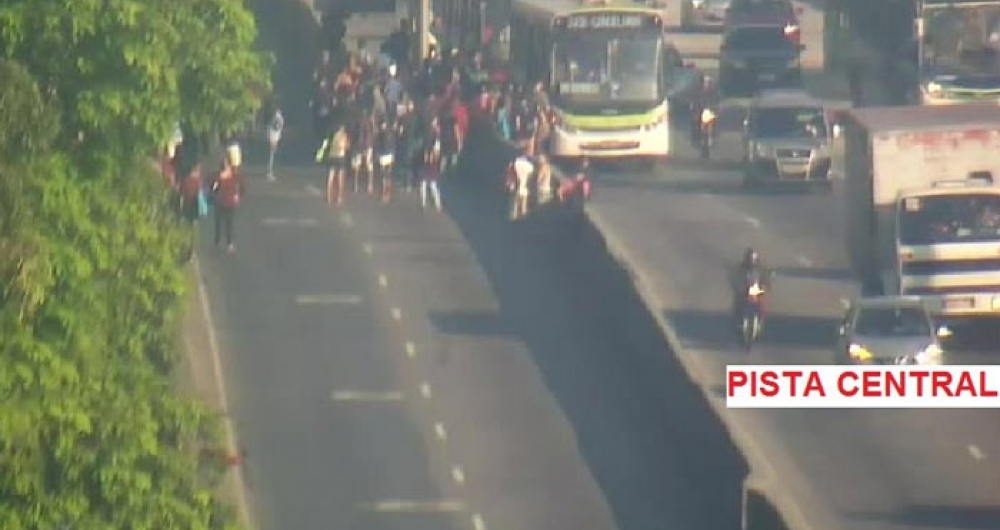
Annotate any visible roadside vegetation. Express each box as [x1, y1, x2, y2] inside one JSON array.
[[0, 0, 269, 528]]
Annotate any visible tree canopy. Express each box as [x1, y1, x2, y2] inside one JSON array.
[[0, 0, 270, 527]]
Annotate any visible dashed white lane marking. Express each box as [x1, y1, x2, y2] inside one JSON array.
[[330, 390, 405, 402], [378, 274, 388, 288], [358, 500, 465, 513], [391, 307, 402, 320], [472, 513, 486, 530], [434, 422, 448, 440], [363, 242, 373, 254], [744, 216, 761, 228], [294, 294, 363, 305], [796, 254, 813, 267], [262, 217, 319, 227], [341, 212, 354, 226], [305, 184, 322, 197], [192, 257, 253, 526], [451, 466, 466, 485], [968, 444, 986, 460], [405, 341, 416, 358], [419, 382, 432, 398]]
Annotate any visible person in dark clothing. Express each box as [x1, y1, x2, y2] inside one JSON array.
[[211, 158, 244, 253], [731, 247, 773, 319], [690, 76, 719, 146], [374, 119, 397, 203], [178, 163, 204, 262], [438, 102, 461, 174]]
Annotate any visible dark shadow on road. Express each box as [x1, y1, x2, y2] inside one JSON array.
[[849, 505, 1000, 530], [442, 133, 748, 530], [429, 310, 515, 337], [773, 266, 854, 281], [668, 309, 838, 350], [597, 176, 819, 197]]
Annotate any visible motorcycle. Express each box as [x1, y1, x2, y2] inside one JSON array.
[[699, 108, 717, 160], [739, 281, 766, 350]]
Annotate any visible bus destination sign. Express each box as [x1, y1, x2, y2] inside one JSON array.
[[559, 12, 660, 30]]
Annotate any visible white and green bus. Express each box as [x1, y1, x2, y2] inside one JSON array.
[[511, 0, 688, 162]]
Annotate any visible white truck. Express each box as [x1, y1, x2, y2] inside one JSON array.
[[844, 104, 1000, 319]]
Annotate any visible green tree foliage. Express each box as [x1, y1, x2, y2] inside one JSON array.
[[0, 0, 271, 170], [0, 0, 269, 525]]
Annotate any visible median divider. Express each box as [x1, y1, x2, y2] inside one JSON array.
[[461, 121, 826, 530]]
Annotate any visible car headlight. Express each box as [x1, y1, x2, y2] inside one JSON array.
[[913, 343, 943, 364], [925, 82, 943, 96], [754, 143, 771, 158], [848, 343, 872, 361]]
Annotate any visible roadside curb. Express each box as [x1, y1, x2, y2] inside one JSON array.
[[181, 256, 256, 529]]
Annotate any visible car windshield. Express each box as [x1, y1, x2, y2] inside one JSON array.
[[553, 34, 662, 112], [725, 26, 793, 50], [921, 4, 1000, 77], [898, 193, 1000, 245], [751, 106, 827, 139], [854, 306, 931, 337]]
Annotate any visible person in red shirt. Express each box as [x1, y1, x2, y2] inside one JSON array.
[[211, 158, 245, 253]]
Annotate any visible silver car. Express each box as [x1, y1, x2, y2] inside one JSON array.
[[835, 296, 952, 366]]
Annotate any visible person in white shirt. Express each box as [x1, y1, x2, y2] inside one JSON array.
[[511, 153, 534, 220], [267, 107, 284, 181]]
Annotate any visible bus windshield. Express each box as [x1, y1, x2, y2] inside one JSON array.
[[552, 33, 661, 113], [921, 4, 1000, 78], [898, 193, 1000, 245]]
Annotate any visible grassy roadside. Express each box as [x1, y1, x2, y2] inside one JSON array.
[[174, 263, 254, 530]]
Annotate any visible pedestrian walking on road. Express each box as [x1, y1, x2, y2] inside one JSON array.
[[267, 106, 284, 181], [318, 124, 350, 205], [211, 158, 245, 253], [536, 154, 554, 207], [375, 119, 396, 204], [509, 151, 534, 220], [421, 141, 443, 211], [178, 163, 206, 262]]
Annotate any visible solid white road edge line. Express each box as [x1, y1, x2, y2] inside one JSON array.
[[193, 256, 253, 527]]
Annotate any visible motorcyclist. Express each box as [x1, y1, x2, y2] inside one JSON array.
[[732, 247, 773, 318], [690, 75, 720, 146]]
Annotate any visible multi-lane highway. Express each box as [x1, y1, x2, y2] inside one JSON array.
[[575, 3, 1000, 529], [192, 156, 745, 530]]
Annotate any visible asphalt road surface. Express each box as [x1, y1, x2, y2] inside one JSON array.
[[585, 7, 1000, 527], [194, 154, 745, 530], [581, 4, 999, 530]]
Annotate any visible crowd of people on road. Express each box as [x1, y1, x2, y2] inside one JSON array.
[[308, 41, 592, 219], [155, 19, 605, 260]]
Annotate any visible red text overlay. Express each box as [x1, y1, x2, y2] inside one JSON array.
[[726, 366, 1000, 408]]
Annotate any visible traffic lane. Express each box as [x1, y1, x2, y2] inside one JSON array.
[[195, 175, 466, 530], [587, 167, 1000, 528], [340, 195, 620, 530], [340, 172, 747, 530]]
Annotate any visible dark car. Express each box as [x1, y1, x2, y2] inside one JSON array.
[[718, 24, 804, 95], [725, 0, 801, 43]]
